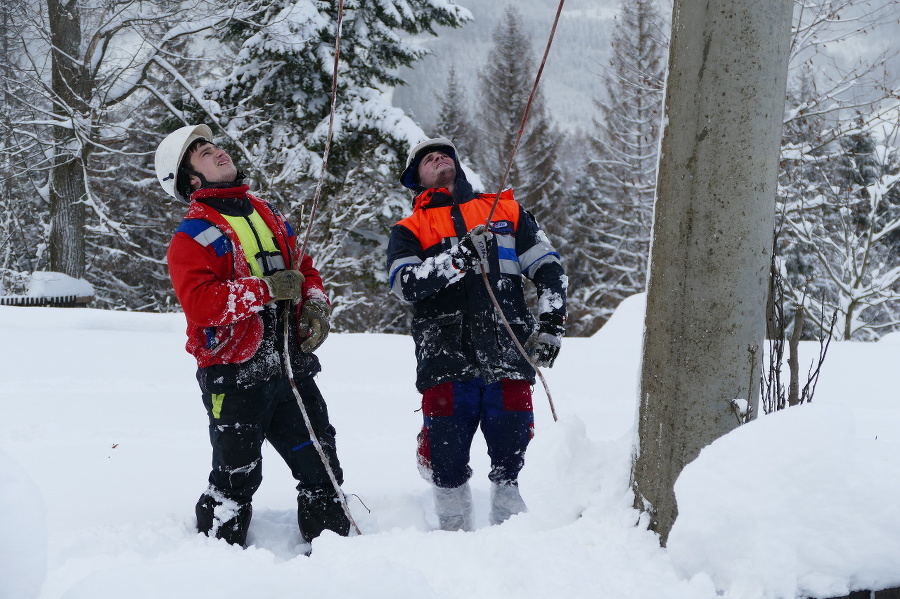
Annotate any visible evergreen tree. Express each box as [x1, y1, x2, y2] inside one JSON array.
[[773, 0, 900, 339], [560, 156, 623, 336], [199, 0, 471, 208], [317, 140, 413, 333], [431, 65, 476, 157], [590, 0, 666, 302], [474, 5, 564, 242]]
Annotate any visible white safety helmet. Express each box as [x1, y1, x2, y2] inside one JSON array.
[[155, 124, 213, 199], [399, 137, 458, 190]]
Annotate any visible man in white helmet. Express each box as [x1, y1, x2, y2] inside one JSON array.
[[156, 124, 351, 548], [386, 138, 567, 531]]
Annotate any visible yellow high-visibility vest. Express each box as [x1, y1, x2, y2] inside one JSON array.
[[222, 210, 285, 277]]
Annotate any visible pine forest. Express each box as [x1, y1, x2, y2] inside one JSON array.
[[2, 0, 900, 341]]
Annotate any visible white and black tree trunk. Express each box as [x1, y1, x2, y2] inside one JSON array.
[[631, 0, 792, 545]]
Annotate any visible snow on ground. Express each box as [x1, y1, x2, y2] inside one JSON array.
[[1, 293, 899, 599]]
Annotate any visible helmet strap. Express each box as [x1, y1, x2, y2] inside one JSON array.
[[181, 168, 246, 193]]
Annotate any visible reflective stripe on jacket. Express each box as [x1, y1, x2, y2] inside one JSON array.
[[167, 186, 327, 372], [387, 187, 566, 392]]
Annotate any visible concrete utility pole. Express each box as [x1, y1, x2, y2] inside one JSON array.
[[631, 0, 793, 545]]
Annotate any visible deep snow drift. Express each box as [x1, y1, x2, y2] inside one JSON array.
[[2, 294, 899, 599]]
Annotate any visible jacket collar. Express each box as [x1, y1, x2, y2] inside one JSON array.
[[413, 187, 453, 211], [412, 177, 475, 211], [189, 184, 250, 201], [190, 185, 254, 217]]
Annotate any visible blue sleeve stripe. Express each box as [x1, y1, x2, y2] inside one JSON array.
[[210, 237, 232, 257], [176, 219, 232, 257], [521, 251, 561, 276], [388, 256, 422, 288], [176, 218, 211, 237], [498, 246, 518, 262]]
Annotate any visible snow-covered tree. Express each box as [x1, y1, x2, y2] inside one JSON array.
[[779, 110, 900, 340], [775, 0, 900, 340], [559, 157, 624, 336], [0, 0, 44, 292], [589, 0, 666, 304], [431, 65, 476, 157], [316, 141, 413, 333], [185, 0, 471, 208], [0, 0, 238, 304]]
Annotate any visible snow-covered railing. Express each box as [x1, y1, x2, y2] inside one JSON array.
[[0, 272, 94, 308], [0, 294, 92, 307]]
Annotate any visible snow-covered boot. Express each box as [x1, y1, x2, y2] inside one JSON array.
[[297, 487, 352, 544], [196, 490, 252, 546], [433, 483, 474, 532], [489, 482, 527, 525]]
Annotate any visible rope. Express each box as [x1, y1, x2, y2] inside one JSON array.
[[282, 316, 362, 536], [478, 0, 569, 421], [485, 0, 567, 224], [297, 0, 344, 260], [282, 0, 361, 537], [480, 269, 559, 420]]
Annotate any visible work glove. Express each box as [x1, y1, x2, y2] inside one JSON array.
[[298, 299, 331, 352], [525, 312, 565, 368], [447, 224, 491, 271], [264, 269, 305, 303]]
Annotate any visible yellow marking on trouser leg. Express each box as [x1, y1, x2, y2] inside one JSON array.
[[211, 393, 225, 419]]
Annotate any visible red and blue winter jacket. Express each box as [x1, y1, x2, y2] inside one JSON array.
[[167, 185, 327, 381], [387, 186, 566, 392]]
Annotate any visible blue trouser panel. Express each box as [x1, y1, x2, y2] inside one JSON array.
[[200, 373, 342, 505], [417, 378, 534, 489]]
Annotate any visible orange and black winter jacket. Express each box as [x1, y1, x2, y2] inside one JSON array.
[[387, 187, 566, 392]]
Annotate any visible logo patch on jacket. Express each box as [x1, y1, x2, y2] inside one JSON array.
[[488, 220, 513, 235]]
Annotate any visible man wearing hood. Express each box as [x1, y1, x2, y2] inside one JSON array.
[[155, 124, 351, 548], [386, 138, 567, 531]]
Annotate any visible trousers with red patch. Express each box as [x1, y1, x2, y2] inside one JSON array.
[[417, 378, 534, 489]]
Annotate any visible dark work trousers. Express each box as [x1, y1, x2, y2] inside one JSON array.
[[196, 370, 343, 543], [416, 377, 534, 489]]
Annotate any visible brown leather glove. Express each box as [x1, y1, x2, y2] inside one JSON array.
[[264, 270, 305, 303]]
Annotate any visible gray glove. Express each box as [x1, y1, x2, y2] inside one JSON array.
[[299, 299, 331, 352], [264, 269, 305, 303], [525, 313, 565, 368], [447, 224, 491, 271]]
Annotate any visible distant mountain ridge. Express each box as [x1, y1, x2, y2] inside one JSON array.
[[392, 0, 624, 135]]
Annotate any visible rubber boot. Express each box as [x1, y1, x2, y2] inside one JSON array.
[[489, 482, 527, 525], [297, 487, 352, 544], [433, 483, 474, 532], [196, 491, 252, 546]]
